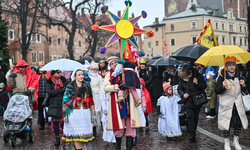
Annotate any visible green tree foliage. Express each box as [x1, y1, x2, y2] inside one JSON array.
[[0, 4, 11, 73]]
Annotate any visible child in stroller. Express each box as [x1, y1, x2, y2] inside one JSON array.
[[3, 93, 34, 147]]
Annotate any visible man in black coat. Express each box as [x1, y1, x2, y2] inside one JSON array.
[[139, 59, 151, 91], [0, 61, 7, 91]]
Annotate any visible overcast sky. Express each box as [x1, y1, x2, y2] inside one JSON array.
[[107, 0, 165, 28]]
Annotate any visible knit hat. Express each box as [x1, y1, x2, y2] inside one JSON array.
[[88, 63, 99, 69], [107, 56, 119, 66], [225, 56, 237, 67], [0, 83, 4, 89], [37, 61, 45, 67], [163, 82, 172, 94], [51, 70, 60, 76], [206, 71, 215, 80]]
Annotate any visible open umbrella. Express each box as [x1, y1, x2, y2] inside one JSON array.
[[195, 45, 250, 89], [151, 56, 183, 66], [172, 45, 209, 62], [79, 56, 94, 64], [147, 55, 164, 66], [41, 59, 88, 71]]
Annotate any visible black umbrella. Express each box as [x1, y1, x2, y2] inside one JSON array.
[[79, 56, 94, 64], [147, 55, 164, 66], [171, 45, 209, 62], [151, 56, 183, 66]]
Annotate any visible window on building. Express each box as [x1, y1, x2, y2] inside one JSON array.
[[39, 52, 44, 62], [233, 37, 236, 45], [79, 41, 81, 47], [27, 19, 30, 26], [65, 39, 67, 45], [58, 38, 60, 45], [216, 36, 219, 43], [171, 24, 174, 31], [243, 9, 245, 18], [229, 24, 234, 31], [192, 36, 197, 44], [171, 39, 175, 46], [58, 25, 60, 31], [147, 42, 151, 50], [58, 56, 62, 59], [243, 0, 245, 3], [222, 23, 225, 30], [155, 27, 158, 32], [245, 37, 248, 46], [240, 38, 243, 46], [48, 24, 51, 29], [245, 26, 247, 32], [229, 0, 232, 4], [50, 56, 52, 61], [27, 32, 32, 42], [116, 45, 119, 51], [36, 33, 41, 43], [53, 56, 57, 61], [222, 37, 225, 44], [8, 29, 14, 40], [191, 22, 196, 29], [48, 37, 51, 43], [240, 26, 242, 32], [216, 22, 218, 29], [156, 41, 159, 46], [37, 22, 41, 27], [31, 51, 37, 63], [12, 17, 15, 23]]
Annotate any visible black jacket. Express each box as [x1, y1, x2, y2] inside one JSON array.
[[139, 68, 151, 89], [0, 71, 6, 91], [38, 74, 49, 98], [151, 67, 165, 98], [177, 69, 207, 108], [46, 76, 68, 118], [162, 70, 179, 86]]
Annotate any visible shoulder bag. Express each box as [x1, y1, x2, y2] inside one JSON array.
[[193, 93, 208, 106], [242, 91, 250, 112]]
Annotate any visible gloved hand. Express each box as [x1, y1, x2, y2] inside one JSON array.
[[118, 81, 126, 90], [9, 73, 17, 78], [91, 115, 97, 124], [112, 64, 123, 77], [24, 90, 31, 96], [142, 106, 146, 112]]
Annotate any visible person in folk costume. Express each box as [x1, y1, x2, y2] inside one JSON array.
[[157, 82, 182, 140], [215, 56, 248, 150], [104, 56, 142, 150], [140, 78, 153, 131], [61, 69, 96, 150], [34, 61, 51, 130], [46, 70, 68, 146], [99, 60, 108, 79], [88, 63, 103, 136]]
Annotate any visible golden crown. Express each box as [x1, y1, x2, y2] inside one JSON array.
[[225, 56, 236, 63]]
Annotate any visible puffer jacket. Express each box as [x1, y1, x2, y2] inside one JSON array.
[[204, 78, 216, 109], [38, 74, 49, 98], [46, 76, 68, 118], [177, 69, 207, 108]]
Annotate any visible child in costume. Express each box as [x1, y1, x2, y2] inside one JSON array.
[[215, 56, 248, 150], [112, 60, 141, 107], [157, 82, 182, 139], [140, 78, 152, 131]]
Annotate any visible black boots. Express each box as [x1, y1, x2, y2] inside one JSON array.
[[115, 137, 122, 150], [189, 132, 196, 143], [126, 136, 133, 150], [132, 136, 137, 146], [39, 125, 45, 130], [54, 136, 60, 146], [93, 127, 97, 137]]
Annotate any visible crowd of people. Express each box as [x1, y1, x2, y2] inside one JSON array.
[[0, 55, 249, 150]]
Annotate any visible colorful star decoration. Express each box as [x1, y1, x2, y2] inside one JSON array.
[[92, 2, 153, 58]]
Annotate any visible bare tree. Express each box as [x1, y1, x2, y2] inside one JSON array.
[[2, 0, 41, 61], [81, 0, 112, 58], [39, 0, 90, 60]]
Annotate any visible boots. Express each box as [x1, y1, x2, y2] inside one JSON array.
[[126, 136, 133, 150], [224, 138, 231, 150], [233, 136, 242, 150], [132, 136, 137, 146], [54, 136, 60, 146], [206, 108, 216, 119], [188, 132, 196, 143], [93, 127, 97, 137], [115, 137, 122, 150]]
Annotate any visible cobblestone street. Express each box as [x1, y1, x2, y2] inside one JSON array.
[[0, 108, 250, 150]]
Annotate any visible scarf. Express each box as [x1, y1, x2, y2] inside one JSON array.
[[89, 70, 98, 77], [227, 71, 235, 77], [51, 76, 63, 89]]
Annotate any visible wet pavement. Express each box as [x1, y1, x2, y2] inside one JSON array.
[[0, 108, 250, 150]]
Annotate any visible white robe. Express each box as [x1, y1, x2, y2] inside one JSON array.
[[157, 96, 182, 137]]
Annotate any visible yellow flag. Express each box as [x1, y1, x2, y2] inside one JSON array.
[[196, 19, 218, 48]]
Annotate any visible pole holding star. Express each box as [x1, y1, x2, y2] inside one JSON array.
[[91, 0, 154, 59]]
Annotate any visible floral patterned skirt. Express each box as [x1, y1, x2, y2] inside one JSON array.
[[62, 106, 94, 142]]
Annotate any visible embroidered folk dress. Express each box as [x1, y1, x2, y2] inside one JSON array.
[[157, 95, 182, 137]]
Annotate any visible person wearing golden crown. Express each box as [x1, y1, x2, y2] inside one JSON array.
[[215, 56, 248, 150]]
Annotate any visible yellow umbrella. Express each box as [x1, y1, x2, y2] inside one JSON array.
[[195, 45, 250, 89]]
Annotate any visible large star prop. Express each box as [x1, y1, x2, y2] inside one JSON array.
[[98, 4, 147, 57]]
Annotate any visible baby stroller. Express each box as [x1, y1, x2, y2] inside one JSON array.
[[3, 93, 34, 147]]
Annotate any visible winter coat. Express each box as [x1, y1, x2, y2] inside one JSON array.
[[204, 78, 216, 109], [0, 91, 9, 104], [215, 69, 248, 130], [162, 70, 179, 86], [46, 76, 68, 118], [37, 73, 50, 98], [0, 71, 6, 89], [177, 69, 207, 109], [150, 67, 164, 98]]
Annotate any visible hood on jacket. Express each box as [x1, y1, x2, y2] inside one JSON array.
[[16, 60, 28, 68], [140, 78, 145, 88]]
